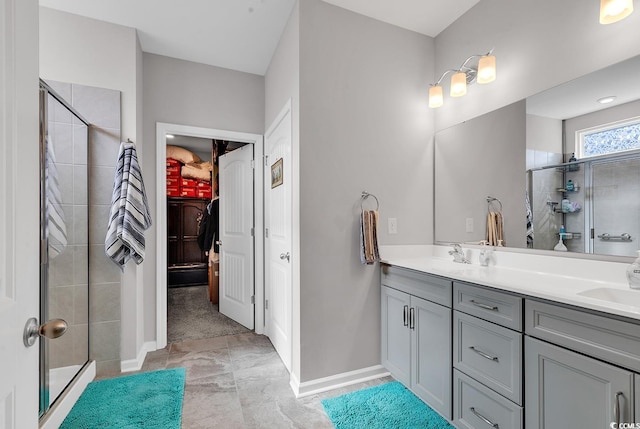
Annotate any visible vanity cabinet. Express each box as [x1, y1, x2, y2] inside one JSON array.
[[452, 283, 523, 429], [525, 336, 633, 427], [381, 266, 452, 419], [525, 299, 640, 428]]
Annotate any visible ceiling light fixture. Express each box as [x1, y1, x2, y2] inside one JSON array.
[[429, 49, 496, 109], [597, 96, 617, 104], [600, 0, 634, 24]]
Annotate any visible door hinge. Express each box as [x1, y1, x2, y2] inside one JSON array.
[[264, 155, 269, 166], [265, 228, 269, 238], [265, 299, 269, 310], [591, 228, 595, 239], [251, 227, 254, 237], [251, 296, 255, 305], [251, 160, 255, 169]]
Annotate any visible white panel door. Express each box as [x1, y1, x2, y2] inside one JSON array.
[[0, 0, 40, 426], [265, 102, 292, 371], [219, 144, 254, 329]]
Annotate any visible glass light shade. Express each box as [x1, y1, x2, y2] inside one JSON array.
[[429, 85, 443, 108], [450, 72, 467, 97], [600, 0, 634, 24], [477, 55, 497, 84]]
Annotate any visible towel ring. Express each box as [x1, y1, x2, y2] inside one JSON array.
[[487, 196, 503, 213], [361, 191, 379, 211]]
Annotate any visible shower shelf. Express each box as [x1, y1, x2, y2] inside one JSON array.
[[556, 187, 581, 193], [559, 232, 582, 240]]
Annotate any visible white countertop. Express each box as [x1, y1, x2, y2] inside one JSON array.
[[379, 245, 640, 321]]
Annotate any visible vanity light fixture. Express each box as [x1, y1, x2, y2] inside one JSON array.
[[429, 49, 496, 109], [600, 0, 634, 24]]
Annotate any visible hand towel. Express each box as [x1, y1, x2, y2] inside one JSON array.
[[360, 209, 380, 265], [105, 142, 152, 269]]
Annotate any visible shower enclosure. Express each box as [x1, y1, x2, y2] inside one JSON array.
[[39, 80, 91, 417], [529, 151, 640, 257]]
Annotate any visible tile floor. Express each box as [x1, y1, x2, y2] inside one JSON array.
[[138, 332, 392, 428]]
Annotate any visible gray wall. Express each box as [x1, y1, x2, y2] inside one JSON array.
[[435, 100, 526, 247], [434, 0, 640, 132], [142, 53, 265, 343], [264, 2, 301, 377], [298, 0, 435, 381]]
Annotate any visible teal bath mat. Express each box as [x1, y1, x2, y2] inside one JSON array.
[[322, 381, 453, 429], [61, 367, 186, 429]]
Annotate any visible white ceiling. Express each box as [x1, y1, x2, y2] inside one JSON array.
[[527, 55, 640, 120], [322, 0, 481, 37], [39, 0, 480, 76]]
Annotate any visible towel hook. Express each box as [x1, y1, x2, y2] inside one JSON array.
[[361, 191, 379, 211], [487, 196, 502, 213]]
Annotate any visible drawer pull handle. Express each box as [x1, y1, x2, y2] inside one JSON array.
[[470, 300, 499, 311], [470, 407, 499, 428], [615, 391, 623, 426], [403, 305, 408, 327], [469, 346, 499, 362]]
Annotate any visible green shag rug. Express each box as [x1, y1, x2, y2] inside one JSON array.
[[61, 368, 186, 429], [322, 381, 453, 429]]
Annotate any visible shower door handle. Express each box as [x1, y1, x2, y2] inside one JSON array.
[[23, 317, 68, 347]]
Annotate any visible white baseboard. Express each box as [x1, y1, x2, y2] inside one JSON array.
[[290, 365, 390, 398], [120, 341, 157, 373], [40, 361, 96, 429]]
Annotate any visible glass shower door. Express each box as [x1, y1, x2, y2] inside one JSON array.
[[591, 157, 640, 257], [40, 83, 90, 415]]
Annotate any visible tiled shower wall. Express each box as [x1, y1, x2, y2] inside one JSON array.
[[47, 80, 123, 376]]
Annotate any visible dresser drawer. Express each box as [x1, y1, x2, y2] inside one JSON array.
[[454, 282, 522, 331], [453, 369, 523, 429], [526, 299, 640, 373], [454, 311, 523, 404], [381, 265, 452, 307]]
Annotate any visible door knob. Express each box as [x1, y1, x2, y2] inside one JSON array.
[[216, 240, 222, 246], [23, 317, 68, 347], [279, 252, 290, 262]]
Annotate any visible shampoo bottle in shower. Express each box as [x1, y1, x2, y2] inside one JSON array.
[[627, 250, 640, 289]]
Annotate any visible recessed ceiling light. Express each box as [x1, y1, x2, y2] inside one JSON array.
[[597, 96, 616, 104], [166, 134, 175, 139]]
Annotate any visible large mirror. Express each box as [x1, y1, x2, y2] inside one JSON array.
[[435, 54, 640, 258]]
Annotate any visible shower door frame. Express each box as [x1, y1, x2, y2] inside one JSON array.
[[39, 79, 92, 417]]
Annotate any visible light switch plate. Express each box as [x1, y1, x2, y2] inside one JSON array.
[[388, 218, 397, 234], [465, 217, 474, 233]]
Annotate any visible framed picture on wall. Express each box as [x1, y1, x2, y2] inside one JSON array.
[[271, 158, 283, 188]]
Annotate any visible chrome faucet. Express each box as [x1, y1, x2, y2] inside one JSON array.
[[449, 243, 471, 264]]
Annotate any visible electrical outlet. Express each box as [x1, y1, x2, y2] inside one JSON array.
[[465, 217, 474, 233], [388, 218, 397, 234]]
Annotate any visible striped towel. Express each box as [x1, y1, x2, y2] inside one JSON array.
[[105, 142, 152, 269], [360, 210, 380, 265], [46, 137, 68, 259]]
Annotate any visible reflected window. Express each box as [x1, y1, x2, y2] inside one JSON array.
[[579, 118, 640, 158]]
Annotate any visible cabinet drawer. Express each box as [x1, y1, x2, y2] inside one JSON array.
[[526, 299, 640, 373], [381, 265, 452, 307], [454, 282, 522, 331], [453, 369, 523, 429], [454, 311, 522, 404]]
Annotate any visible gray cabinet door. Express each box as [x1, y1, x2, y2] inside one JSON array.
[[526, 336, 634, 428], [381, 286, 411, 385], [411, 295, 452, 420]]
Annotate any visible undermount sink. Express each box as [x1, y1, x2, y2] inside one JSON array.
[[577, 287, 640, 306]]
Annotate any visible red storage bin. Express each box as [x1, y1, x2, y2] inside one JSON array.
[[197, 189, 212, 199], [196, 180, 211, 189], [166, 186, 181, 197], [166, 158, 181, 167], [180, 187, 197, 198], [166, 177, 180, 188], [166, 166, 180, 176], [181, 178, 199, 188]]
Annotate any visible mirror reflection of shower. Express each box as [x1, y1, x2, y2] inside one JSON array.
[[39, 80, 90, 416]]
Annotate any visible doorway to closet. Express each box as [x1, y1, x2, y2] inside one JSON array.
[[155, 123, 265, 350]]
